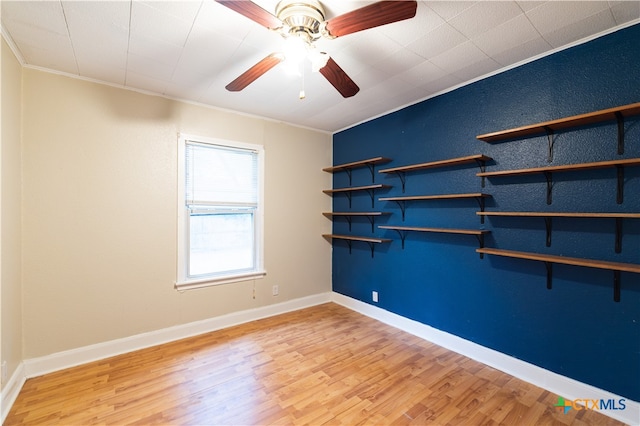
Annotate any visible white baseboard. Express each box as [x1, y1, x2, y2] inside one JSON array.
[[330, 292, 639, 426], [1, 361, 26, 424], [23, 292, 332, 380]]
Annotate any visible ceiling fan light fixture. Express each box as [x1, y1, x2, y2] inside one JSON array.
[[282, 34, 308, 75]]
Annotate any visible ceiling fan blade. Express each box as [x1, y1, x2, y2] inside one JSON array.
[[319, 57, 359, 98], [215, 0, 282, 29], [226, 53, 284, 92], [323, 1, 417, 38]]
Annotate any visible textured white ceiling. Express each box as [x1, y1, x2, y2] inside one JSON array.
[[2, 1, 639, 133]]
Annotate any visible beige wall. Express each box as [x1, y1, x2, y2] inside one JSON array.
[[1, 39, 23, 387], [20, 69, 332, 359]]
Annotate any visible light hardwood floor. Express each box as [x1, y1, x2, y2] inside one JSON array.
[[5, 303, 625, 425]]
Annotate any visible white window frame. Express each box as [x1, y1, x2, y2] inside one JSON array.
[[176, 133, 266, 290]]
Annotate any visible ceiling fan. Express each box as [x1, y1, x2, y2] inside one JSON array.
[[215, 0, 418, 98]]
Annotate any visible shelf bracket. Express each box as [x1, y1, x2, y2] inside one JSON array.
[[474, 158, 487, 188], [339, 215, 377, 233], [615, 217, 622, 254], [475, 234, 485, 259], [544, 261, 553, 290], [342, 239, 377, 258], [545, 126, 555, 162], [365, 163, 376, 183], [345, 216, 353, 232], [345, 191, 353, 209], [365, 188, 376, 208], [394, 172, 407, 193], [365, 216, 376, 233], [389, 229, 408, 249], [345, 168, 353, 186], [475, 197, 486, 224], [616, 165, 624, 204], [538, 258, 624, 301], [392, 200, 408, 221], [615, 111, 624, 155], [543, 171, 553, 205], [345, 239, 353, 254], [366, 241, 376, 258], [544, 217, 552, 247]]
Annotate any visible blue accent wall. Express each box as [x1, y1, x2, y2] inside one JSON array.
[[331, 24, 640, 401]]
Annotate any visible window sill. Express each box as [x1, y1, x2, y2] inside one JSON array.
[[175, 270, 267, 291]]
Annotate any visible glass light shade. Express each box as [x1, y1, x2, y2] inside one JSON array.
[[283, 35, 307, 64]]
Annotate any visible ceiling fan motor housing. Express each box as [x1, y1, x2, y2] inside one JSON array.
[[275, 0, 326, 40]]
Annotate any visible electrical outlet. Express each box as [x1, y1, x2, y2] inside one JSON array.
[[372, 291, 378, 303], [1, 361, 7, 383], [272, 285, 279, 296]]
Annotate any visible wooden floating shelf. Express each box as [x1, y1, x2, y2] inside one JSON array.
[[378, 192, 491, 201], [323, 156, 391, 185], [379, 154, 491, 191], [477, 158, 640, 178], [379, 154, 491, 174], [477, 248, 640, 273], [322, 234, 392, 258], [323, 234, 392, 243], [322, 157, 391, 173], [323, 184, 391, 209], [477, 212, 640, 218], [323, 212, 390, 217], [476, 102, 640, 143], [380, 193, 490, 202], [323, 184, 390, 194], [323, 212, 391, 232], [380, 225, 489, 236], [477, 247, 640, 302]]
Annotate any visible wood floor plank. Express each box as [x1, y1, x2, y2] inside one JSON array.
[[4, 303, 627, 426]]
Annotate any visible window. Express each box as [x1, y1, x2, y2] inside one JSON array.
[[177, 134, 265, 290]]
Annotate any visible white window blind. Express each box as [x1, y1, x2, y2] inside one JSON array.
[[185, 142, 258, 206], [177, 135, 265, 290]]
